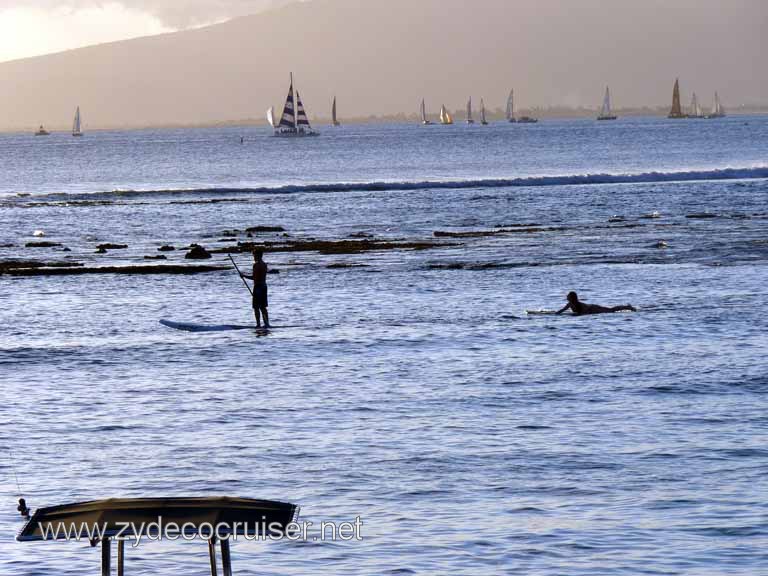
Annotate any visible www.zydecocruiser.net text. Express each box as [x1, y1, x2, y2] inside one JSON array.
[[37, 516, 364, 548]]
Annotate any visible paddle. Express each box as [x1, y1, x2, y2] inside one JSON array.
[[228, 254, 253, 296]]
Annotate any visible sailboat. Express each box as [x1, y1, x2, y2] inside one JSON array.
[[420, 99, 432, 125], [439, 104, 453, 125], [668, 78, 685, 118], [466, 97, 474, 124], [272, 73, 319, 137], [707, 92, 726, 118], [331, 96, 340, 126], [72, 106, 83, 136], [507, 89, 537, 123], [689, 92, 704, 118], [34, 125, 50, 136], [506, 89, 516, 123], [597, 86, 617, 120], [480, 98, 488, 125]]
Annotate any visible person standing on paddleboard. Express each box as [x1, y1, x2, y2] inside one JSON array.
[[239, 249, 270, 328]]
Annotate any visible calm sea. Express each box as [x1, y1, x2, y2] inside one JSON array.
[[1, 117, 767, 575]]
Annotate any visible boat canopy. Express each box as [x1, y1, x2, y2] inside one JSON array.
[[18, 496, 298, 541]]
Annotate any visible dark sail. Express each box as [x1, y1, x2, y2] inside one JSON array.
[[295, 91, 312, 127], [669, 78, 684, 118], [279, 82, 296, 128]]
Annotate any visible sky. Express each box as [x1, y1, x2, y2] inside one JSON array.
[[0, 1, 285, 62]]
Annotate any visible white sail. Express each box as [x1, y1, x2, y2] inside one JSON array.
[[506, 89, 515, 122], [332, 96, 340, 126], [266, 106, 275, 128], [439, 104, 453, 125], [690, 92, 702, 117], [600, 87, 611, 116], [466, 97, 474, 123], [421, 99, 429, 124], [72, 106, 82, 136]]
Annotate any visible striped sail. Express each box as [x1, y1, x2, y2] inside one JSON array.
[[295, 91, 311, 127], [278, 80, 296, 128]]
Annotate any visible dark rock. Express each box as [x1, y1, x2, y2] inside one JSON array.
[[144, 255, 168, 260], [1, 259, 83, 273], [220, 229, 240, 237], [61, 247, 72, 252], [327, 263, 370, 269], [158, 245, 176, 252], [267, 269, 280, 274], [686, 213, 718, 219], [25, 241, 63, 248], [185, 244, 212, 260], [96, 243, 128, 250], [349, 232, 374, 238], [245, 225, 286, 233], [0, 243, 14, 248], [2, 264, 227, 276]]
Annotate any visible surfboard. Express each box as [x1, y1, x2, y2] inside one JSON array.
[[525, 310, 558, 315]]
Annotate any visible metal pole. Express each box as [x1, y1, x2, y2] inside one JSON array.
[[228, 254, 253, 296], [117, 539, 125, 576], [220, 538, 233, 576], [208, 538, 218, 576], [101, 538, 111, 576]]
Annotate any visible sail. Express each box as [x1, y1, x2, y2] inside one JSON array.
[[440, 104, 446, 124], [480, 98, 487, 124], [332, 96, 339, 125], [295, 91, 311, 127], [466, 97, 473, 122], [506, 89, 514, 121], [278, 77, 297, 129], [72, 106, 81, 134], [266, 106, 275, 128], [600, 87, 611, 117], [690, 92, 701, 117], [421, 99, 427, 123], [669, 78, 683, 117]]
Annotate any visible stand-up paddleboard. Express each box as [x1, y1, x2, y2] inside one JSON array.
[[160, 319, 260, 332], [160, 320, 299, 332]]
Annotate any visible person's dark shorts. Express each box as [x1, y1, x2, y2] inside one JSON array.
[[252, 283, 268, 309]]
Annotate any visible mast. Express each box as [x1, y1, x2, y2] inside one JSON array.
[[291, 72, 297, 129]]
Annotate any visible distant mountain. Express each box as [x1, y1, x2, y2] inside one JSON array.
[[0, 0, 765, 130]]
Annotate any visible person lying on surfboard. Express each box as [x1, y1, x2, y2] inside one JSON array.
[[239, 249, 270, 328], [556, 291, 636, 316]]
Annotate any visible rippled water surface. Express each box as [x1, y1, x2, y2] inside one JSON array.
[[1, 118, 767, 575]]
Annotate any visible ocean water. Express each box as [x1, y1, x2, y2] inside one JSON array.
[[1, 117, 767, 575]]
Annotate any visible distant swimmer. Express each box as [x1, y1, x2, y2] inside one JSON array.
[[239, 249, 270, 328], [556, 291, 636, 316]]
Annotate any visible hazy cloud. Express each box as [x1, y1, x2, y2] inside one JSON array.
[[0, 0, 298, 27]]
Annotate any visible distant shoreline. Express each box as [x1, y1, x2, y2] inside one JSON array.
[[1, 109, 767, 134]]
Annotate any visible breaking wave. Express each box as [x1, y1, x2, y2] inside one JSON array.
[[8, 165, 768, 203]]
